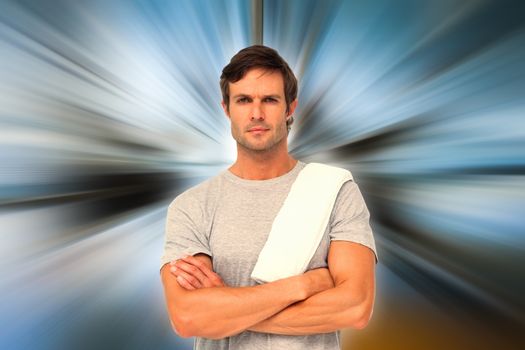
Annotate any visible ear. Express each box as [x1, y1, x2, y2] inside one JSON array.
[[287, 99, 298, 117], [221, 101, 230, 118]]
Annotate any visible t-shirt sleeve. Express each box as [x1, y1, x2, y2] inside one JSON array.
[[160, 193, 212, 270], [329, 180, 378, 262]]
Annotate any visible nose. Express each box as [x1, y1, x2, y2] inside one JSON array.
[[250, 101, 265, 121]]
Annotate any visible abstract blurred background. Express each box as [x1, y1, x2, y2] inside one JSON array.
[[1, 0, 524, 349]]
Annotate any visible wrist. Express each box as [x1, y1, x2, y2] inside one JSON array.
[[300, 268, 334, 298], [295, 274, 313, 300]]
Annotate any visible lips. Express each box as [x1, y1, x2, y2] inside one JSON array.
[[247, 127, 269, 132]]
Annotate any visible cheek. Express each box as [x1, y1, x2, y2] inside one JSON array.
[[229, 106, 249, 120], [275, 106, 289, 119], [229, 117, 243, 135]]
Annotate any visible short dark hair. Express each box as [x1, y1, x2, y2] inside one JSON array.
[[220, 45, 298, 114]]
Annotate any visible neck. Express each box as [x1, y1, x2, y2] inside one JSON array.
[[229, 144, 297, 180]]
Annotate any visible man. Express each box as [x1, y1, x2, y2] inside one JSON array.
[[160, 45, 377, 350]]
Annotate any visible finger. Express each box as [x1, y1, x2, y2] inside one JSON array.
[[197, 269, 224, 288], [180, 256, 226, 287], [208, 272, 225, 287], [176, 275, 196, 290], [175, 260, 209, 286], [173, 260, 221, 288], [171, 265, 204, 290], [169, 265, 185, 278], [179, 256, 217, 287], [181, 256, 222, 283], [172, 267, 203, 289]]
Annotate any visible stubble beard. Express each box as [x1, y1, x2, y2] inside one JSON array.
[[233, 121, 288, 154]]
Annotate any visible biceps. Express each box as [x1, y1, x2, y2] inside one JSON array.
[[161, 263, 187, 301], [327, 241, 375, 289]]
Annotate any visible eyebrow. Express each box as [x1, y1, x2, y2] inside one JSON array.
[[232, 94, 282, 100]]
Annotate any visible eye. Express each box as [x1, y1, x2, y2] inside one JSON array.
[[263, 97, 278, 103], [236, 97, 251, 104]]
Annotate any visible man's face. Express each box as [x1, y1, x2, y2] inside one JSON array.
[[222, 68, 297, 153]]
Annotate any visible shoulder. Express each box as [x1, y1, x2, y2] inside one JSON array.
[[168, 172, 224, 212], [301, 162, 353, 180], [334, 178, 366, 210], [308, 163, 367, 217], [338, 178, 360, 197]]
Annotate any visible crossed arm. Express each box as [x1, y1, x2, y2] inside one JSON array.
[[161, 241, 375, 339]]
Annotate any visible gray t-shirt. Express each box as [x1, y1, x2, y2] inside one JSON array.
[[161, 161, 377, 350]]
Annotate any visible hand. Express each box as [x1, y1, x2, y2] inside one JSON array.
[[170, 255, 225, 290], [302, 268, 335, 297]]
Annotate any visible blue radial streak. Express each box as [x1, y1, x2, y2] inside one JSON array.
[[1, 0, 524, 349]]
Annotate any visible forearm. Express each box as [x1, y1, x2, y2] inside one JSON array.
[[248, 281, 373, 335], [162, 266, 307, 339]]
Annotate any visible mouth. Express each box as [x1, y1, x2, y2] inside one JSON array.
[[247, 127, 270, 133]]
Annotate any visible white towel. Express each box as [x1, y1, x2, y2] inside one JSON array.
[[251, 163, 353, 283]]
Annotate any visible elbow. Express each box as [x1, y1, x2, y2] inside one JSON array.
[[353, 301, 373, 330], [343, 302, 374, 330], [169, 310, 195, 338], [168, 306, 228, 340], [346, 286, 375, 330], [352, 312, 371, 330], [167, 302, 201, 338], [171, 321, 191, 338]]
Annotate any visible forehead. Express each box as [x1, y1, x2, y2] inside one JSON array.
[[229, 68, 285, 96]]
